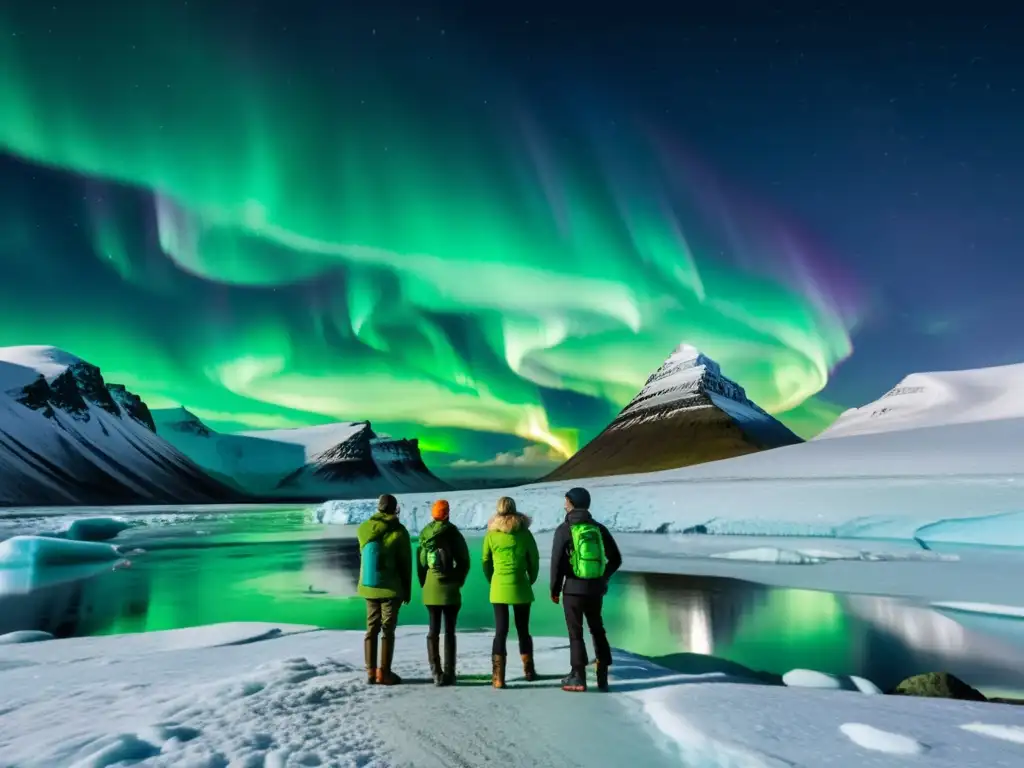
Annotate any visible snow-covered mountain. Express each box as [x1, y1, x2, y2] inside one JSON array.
[[817, 361, 1024, 439], [152, 410, 449, 498], [546, 343, 801, 480], [0, 346, 237, 506]]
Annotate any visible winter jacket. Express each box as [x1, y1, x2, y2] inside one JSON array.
[[550, 508, 622, 599], [357, 512, 413, 601], [482, 512, 539, 605], [417, 520, 470, 606]]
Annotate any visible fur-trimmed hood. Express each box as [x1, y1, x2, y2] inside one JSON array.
[[487, 511, 532, 533]]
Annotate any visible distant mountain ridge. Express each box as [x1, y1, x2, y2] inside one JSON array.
[[817, 361, 1024, 440], [153, 409, 450, 498], [545, 343, 802, 480], [0, 345, 236, 506]]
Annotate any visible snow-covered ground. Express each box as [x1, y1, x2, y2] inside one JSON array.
[[1, 623, 1023, 767]]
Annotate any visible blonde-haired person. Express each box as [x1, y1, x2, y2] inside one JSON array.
[[481, 496, 540, 688]]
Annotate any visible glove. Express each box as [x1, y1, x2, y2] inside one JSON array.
[[551, 594, 560, 605]]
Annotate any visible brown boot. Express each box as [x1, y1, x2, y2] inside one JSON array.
[[376, 636, 402, 686], [521, 653, 538, 682], [491, 653, 507, 689], [364, 636, 378, 685]]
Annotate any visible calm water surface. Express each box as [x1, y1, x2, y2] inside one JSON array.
[[3, 507, 1024, 695]]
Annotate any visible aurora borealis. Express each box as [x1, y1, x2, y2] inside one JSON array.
[[0, 2, 884, 470]]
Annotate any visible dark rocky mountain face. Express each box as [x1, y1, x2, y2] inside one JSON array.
[[372, 437, 434, 475], [47, 369, 91, 420], [8, 363, 155, 430], [276, 422, 381, 488], [69, 361, 121, 417], [107, 384, 156, 431], [13, 376, 56, 418]]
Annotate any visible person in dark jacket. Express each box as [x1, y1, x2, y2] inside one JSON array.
[[417, 499, 470, 686], [357, 493, 412, 686], [550, 486, 622, 692]]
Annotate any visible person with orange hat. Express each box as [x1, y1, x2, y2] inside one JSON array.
[[417, 498, 470, 686]]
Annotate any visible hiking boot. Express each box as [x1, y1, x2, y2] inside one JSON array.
[[376, 636, 402, 685], [442, 635, 457, 686], [595, 661, 610, 692], [427, 636, 443, 687], [521, 653, 538, 682], [561, 667, 587, 692], [364, 636, 378, 685], [491, 653, 507, 689]]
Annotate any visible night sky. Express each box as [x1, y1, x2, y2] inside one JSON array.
[[0, 2, 1020, 473]]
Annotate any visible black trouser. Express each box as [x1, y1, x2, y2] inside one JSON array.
[[563, 594, 612, 669], [492, 603, 533, 656], [427, 604, 460, 639]]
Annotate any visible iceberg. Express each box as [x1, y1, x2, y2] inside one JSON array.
[[0, 536, 124, 568]]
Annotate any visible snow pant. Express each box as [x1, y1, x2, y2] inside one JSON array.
[[492, 603, 533, 656], [365, 598, 401, 641], [427, 604, 460, 639], [563, 594, 612, 669]]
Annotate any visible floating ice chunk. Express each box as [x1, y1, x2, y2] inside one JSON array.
[[0, 535, 123, 568], [783, 669, 848, 690], [848, 675, 882, 695], [61, 517, 131, 542], [782, 669, 881, 694], [961, 723, 1024, 745], [840, 723, 928, 755], [0, 630, 54, 644], [711, 547, 836, 564]]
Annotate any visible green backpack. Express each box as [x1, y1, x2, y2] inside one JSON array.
[[569, 523, 606, 579]]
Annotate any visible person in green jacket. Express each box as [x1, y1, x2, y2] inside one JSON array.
[[417, 499, 470, 687], [357, 493, 412, 686], [482, 495, 540, 689]]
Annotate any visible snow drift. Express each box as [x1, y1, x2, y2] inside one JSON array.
[[0, 346, 237, 506], [545, 344, 801, 480], [153, 409, 448, 498]]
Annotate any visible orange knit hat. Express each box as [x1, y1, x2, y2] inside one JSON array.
[[431, 499, 450, 521]]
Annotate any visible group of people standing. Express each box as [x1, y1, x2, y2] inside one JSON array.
[[356, 486, 622, 692]]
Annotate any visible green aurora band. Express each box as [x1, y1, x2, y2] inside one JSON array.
[[0, 2, 853, 462]]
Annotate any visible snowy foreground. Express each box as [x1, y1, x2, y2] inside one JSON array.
[[2, 624, 1024, 767]]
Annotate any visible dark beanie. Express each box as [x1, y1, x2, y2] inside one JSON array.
[[565, 487, 591, 509], [378, 493, 398, 514]]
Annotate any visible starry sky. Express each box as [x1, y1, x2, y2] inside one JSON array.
[[0, 2, 1020, 475]]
